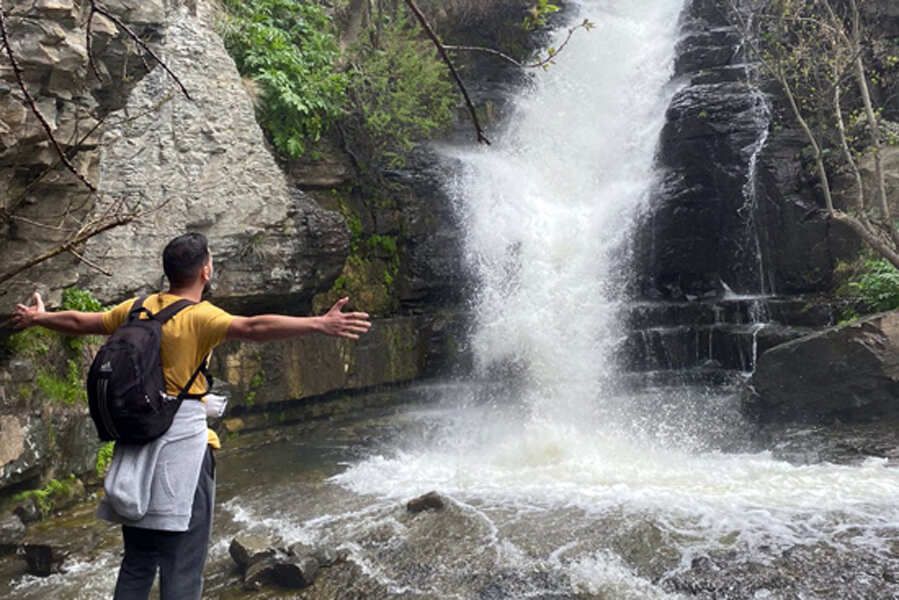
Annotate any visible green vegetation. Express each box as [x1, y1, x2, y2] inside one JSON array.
[[5, 287, 103, 403], [61, 287, 103, 312], [523, 0, 560, 30], [315, 200, 402, 315], [219, 2, 455, 166], [61, 287, 103, 353], [36, 358, 85, 405], [244, 371, 265, 407], [95, 442, 115, 477], [343, 16, 456, 169], [836, 258, 899, 319], [13, 475, 81, 518], [220, 0, 347, 158], [5, 326, 52, 357]]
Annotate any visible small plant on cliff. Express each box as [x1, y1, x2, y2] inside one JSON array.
[[220, 0, 347, 158], [36, 358, 85, 405], [13, 475, 80, 518], [836, 257, 899, 316], [95, 442, 115, 477]]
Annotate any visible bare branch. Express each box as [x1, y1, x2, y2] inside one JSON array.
[[0, 212, 135, 286], [833, 76, 865, 213], [85, 6, 103, 81], [401, 0, 490, 145], [67, 247, 112, 277], [445, 19, 594, 70], [0, 7, 97, 192]]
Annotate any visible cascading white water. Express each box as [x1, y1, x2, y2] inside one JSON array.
[[450, 0, 681, 423], [333, 0, 899, 594]]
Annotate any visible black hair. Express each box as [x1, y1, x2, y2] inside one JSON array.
[[162, 232, 210, 287]]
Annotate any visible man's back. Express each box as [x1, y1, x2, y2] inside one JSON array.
[[101, 293, 234, 397]]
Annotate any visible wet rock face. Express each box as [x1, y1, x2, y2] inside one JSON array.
[[640, 0, 765, 299], [638, 0, 856, 299], [752, 129, 856, 293], [743, 310, 899, 423]]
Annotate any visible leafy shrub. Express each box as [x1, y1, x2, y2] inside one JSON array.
[[836, 258, 899, 315], [61, 287, 103, 312], [343, 16, 456, 169], [220, 0, 347, 157]]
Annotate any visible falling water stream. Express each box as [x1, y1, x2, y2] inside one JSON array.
[[5, 1, 899, 598]]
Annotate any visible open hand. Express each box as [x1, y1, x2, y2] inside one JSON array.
[[12, 292, 45, 330], [320, 297, 371, 340]]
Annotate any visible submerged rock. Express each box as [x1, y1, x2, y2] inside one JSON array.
[[19, 543, 66, 577], [406, 491, 447, 514], [743, 310, 899, 423]]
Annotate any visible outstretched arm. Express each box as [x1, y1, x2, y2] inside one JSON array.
[[11, 292, 107, 335], [226, 297, 371, 342]]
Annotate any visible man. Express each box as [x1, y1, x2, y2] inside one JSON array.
[[11, 232, 371, 599]]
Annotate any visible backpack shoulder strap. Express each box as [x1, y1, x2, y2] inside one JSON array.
[[127, 296, 150, 321], [177, 353, 212, 401], [152, 298, 196, 324]]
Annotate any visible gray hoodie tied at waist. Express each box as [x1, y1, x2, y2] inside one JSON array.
[[96, 400, 208, 532]]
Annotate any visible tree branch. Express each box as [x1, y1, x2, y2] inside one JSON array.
[[89, 0, 192, 100], [0, 7, 97, 192], [85, 5, 103, 81], [445, 18, 593, 70], [0, 213, 134, 286], [401, 0, 490, 145]]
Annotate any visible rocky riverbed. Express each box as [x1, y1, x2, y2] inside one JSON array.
[[1, 379, 898, 599]]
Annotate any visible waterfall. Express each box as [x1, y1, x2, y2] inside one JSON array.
[[449, 0, 684, 421], [333, 0, 899, 593]]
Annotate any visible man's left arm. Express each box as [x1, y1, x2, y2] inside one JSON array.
[[11, 292, 107, 335]]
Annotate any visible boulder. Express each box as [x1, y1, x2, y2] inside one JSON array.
[[238, 543, 320, 591], [242, 556, 277, 591], [406, 491, 447, 514], [229, 534, 277, 573], [270, 555, 319, 589], [20, 543, 66, 576], [743, 310, 899, 423]]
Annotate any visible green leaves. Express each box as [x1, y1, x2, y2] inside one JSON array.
[[220, 0, 347, 158], [838, 258, 899, 314], [61, 287, 102, 312], [523, 0, 561, 31], [343, 16, 455, 170]]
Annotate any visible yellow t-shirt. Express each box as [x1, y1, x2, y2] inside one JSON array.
[[101, 292, 234, 449]]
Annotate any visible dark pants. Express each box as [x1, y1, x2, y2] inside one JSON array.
[[113, 448, 215, 600]]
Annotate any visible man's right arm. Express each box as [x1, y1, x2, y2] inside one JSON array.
[[226, 297, 371, 342], [12, 292, 107, 335]]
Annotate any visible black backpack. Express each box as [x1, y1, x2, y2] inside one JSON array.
[[87, 297, 211, 444]]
